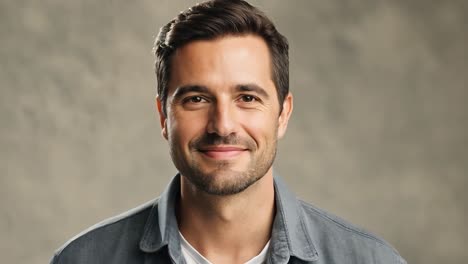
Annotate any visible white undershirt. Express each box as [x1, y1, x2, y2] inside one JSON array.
[[179, 231, 270, 264]]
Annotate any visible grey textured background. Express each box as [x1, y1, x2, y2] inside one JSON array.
[[1, 0, 467, 263]]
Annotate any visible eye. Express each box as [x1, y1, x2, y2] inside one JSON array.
[[184, 96, 206, 103], [239, 95, 257, 102]]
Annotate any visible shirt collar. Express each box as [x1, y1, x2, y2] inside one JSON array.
[[139, 174, 183, 262], [139, 173, 319, 263], [270, 173, 319, 263]]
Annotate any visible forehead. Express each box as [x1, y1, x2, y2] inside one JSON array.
[[168, 35, 275, 95]]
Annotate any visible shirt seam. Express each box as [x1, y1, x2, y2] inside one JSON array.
[[299, 207, 317, 254], [53, 198, 157, 261], [278, 189, 293, 254], [298, 200, 401, 256]]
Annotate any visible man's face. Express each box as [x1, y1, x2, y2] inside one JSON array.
[[157, 35, 292, 195]]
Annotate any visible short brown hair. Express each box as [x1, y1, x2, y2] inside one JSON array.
[[154, 0, 289, 116]]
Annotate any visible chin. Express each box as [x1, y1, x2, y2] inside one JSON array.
[[185, 168, 264, 196]]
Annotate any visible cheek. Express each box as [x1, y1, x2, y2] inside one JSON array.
[[168, 112, 207, 143], [240, 111, 278, 140]]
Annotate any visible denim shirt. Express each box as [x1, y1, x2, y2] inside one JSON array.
[[51, 174, 406, 264]]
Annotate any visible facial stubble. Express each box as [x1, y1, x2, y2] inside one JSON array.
[[169, 130, 278, 196]]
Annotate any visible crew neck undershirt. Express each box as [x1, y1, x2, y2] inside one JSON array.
[[179, 231, 270, 264]]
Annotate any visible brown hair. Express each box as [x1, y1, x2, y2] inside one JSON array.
[[154, 0, 289, 116]]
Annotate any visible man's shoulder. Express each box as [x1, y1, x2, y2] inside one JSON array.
[[50, 198, 159, 264], [298, 200, 406, 264]]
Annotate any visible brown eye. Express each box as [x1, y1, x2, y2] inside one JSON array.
[[191, 96, 202, 102], [240, 95, 256, 102], [185, 96, 205, 103]]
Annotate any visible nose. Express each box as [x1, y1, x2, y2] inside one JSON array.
[[206, 100, 237, 137]]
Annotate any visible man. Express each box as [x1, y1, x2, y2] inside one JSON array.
[[51, 0, 406, 263]]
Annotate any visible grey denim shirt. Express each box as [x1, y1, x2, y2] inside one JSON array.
[[51, 174, 406, 264]]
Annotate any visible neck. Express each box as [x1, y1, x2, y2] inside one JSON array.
[[177, 170, 275, 264]]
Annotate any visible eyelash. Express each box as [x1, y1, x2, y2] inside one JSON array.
[[182, 96, 208, 104], [238, 94, 257, 102], [181, 94, 261, 105]]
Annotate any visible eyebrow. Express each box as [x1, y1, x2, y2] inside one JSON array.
[[235, 84, 270, 99], [171, 83, 270, 99], [172, 85, 210, 100]]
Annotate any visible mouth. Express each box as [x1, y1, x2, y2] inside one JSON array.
[[197, 145, 248, 160]]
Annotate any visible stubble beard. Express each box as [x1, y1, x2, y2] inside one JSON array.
[[169, 133, 278, 196]]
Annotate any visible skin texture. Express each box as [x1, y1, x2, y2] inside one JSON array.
[[157, 35, 293, 264]]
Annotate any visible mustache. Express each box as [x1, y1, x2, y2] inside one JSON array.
[[190, 133, 255, 150]]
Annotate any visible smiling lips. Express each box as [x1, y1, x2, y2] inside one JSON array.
[[198, 146, 248, 159]]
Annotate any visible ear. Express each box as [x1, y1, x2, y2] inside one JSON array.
[[156, 96, 168, 140], [277, 92, 293, 139]]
